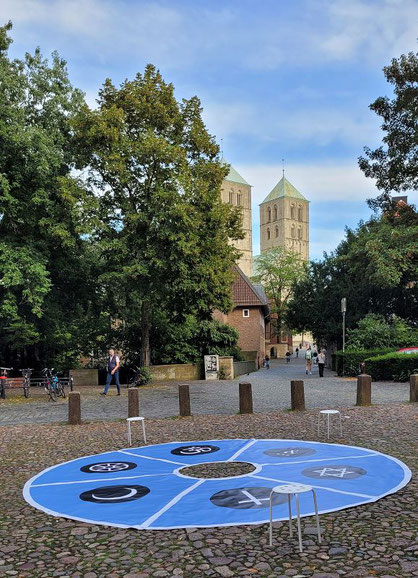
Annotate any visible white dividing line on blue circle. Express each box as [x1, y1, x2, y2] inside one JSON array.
[[23, 439, 412, 530]]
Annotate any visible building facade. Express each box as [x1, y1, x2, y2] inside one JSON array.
[[213, 267, 269, 368], [259, 175, 310, 357], [220, 163, 253, 277], [259, 175, 309, 260]]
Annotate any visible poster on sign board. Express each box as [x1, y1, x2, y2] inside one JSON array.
[[204, 355, 219, 380]]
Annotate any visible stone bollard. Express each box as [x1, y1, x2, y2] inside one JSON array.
[[239, 382, 253, 414], [128, 388, 139, 418], [410, 374, 418, 403], [291, 380, 305, 411], [68, 391, 81, 425], [356, 374, 372, 406], [179, 384, 191, 416]]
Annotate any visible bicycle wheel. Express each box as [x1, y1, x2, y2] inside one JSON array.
[[24, 386, 30, 398], [59, 384, 66, 398], [48, 384, 57, 402]]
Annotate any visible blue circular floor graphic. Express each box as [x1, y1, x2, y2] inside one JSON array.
[[23, 439, 411, 529]]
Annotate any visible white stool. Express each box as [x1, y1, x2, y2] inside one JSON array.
[[126, 417, 146, 446], [318, 409, 342, 439], [269, 483, 321, 552]]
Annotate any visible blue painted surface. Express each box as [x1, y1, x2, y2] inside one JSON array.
[[24, 439, 411, 529]]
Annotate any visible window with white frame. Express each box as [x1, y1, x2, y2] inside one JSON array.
[[243, 309, 250, 318]]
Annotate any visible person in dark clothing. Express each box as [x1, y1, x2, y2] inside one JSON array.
[[295, 347, 299, 357], [285, 351, 291, 363], [102, 349, 121, 395], [265, 355, 270, 369]]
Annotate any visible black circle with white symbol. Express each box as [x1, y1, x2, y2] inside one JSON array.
[[264, 447, 316, 458], [171, 445, 220, 456], [210, 486, 288, 509], [302, 464, 367, 480], [80, 485, 150, 503], [80, 462, 137, 474]]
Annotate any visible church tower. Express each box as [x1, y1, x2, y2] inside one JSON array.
[[220, 162, 253, 277], [259, 175, 309, 261]]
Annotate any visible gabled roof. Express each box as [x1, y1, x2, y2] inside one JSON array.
[[260, 176, 307, 204], [232, 266, 270, 316], [221, 158, 250, 186]]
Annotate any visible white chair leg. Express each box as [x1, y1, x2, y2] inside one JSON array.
[[295, 494, 303, 552], [141, 419, 147, 443], [127, 421, 131, 446], [269, 493, 273, 546], [327, 414, 330, 439], [312, 489, 321, 543], [288, 493, 293, 537]]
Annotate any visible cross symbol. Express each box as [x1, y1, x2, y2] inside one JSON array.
[[238, 490, 270, 506]]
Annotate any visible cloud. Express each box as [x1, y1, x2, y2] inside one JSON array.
[[202, 98, 381, 150], [2, 0, 416, 76], [240, 161, 379, 205]]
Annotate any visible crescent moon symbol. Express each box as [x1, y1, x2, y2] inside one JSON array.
[[91, 487, 137, 501]]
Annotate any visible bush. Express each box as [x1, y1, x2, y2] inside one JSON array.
[[334, 348, 393, 376], [364, 352, 418, 382], [346, 314, 418, 350]]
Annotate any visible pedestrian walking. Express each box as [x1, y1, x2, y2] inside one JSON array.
[[265, 354, 270, 369], [102, 349, 121, 395], [285, 351, 291, 363], [295, 347, 299, 358], [305, 346, 312, 375], [317, 350, 326, 377]]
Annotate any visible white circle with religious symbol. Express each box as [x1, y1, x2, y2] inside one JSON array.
[[24, 439, 411, 529]]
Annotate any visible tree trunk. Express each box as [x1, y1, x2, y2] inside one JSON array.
[[140, 300, 151, 367]]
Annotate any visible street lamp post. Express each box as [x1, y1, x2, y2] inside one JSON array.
[[341, 297, 347, 352]]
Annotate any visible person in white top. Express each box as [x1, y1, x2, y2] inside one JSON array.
[[317, 350, 326, 377], [102, 349, 121, 395]]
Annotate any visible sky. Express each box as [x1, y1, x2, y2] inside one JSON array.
[[2, 0, 417, 259]]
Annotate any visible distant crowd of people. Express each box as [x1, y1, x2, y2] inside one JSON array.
[[264, 344, 327, 377]]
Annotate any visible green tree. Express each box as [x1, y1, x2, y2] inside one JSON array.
[[286, 202, 417, 348], [359, 48, 418, 209], [0, 22, 100, 367], [74, 65, 243, 366], [252, 247, 307, 340], [346, 313, 418, 350]]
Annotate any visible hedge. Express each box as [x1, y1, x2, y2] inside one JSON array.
[[333, 348, 393, 377], [364, 352, 418, 382]]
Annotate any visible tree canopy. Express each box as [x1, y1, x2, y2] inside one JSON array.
[[359, 48, 418, 209], [252, 247, 307, 339]]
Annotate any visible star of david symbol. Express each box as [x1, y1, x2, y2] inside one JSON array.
[[302, 464, 367, 480], [312, 467, 355, 478]]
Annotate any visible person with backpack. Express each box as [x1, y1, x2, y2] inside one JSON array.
[[102, 349, 121, 395], [305, 346, 312, 375], [285, 351, 291, 363], [317, 349, 326, 377]]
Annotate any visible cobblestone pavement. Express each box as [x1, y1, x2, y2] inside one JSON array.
[[0, 403, 416, 577], [0, 358, 410, 425]]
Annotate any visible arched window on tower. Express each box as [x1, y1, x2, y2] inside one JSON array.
[[291, 204, 295, 220], [267, 228, 271, 240], [229, 190, 234, 204], [273, 205, 278, 220], [275, 226, 279, 238], [267, 207, 271, 222], [237, 192, 242, 206], [298, 227, 302, 239], [291, 225, 296, 238], [298, 206, 303, 221]]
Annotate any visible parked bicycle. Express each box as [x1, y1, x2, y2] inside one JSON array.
[[42, 368, 66, 401], [0, 367, 13, 399], [19, 368, 33, 398]]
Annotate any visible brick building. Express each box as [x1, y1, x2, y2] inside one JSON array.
[[214, 267, 270, 367]]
